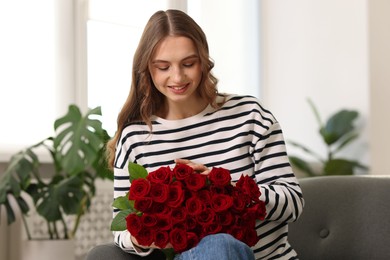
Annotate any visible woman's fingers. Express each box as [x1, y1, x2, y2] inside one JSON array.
[[174, 158, 210, 175], [174, 158, 190, 164]]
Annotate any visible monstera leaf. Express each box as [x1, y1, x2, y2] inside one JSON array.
[[0, 149, 39, 225], [53, 105, 104, 175], [29, 175, 84, 222], [0, 104, 113, 239]]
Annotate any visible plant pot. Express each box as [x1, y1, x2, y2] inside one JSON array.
[[16, 239, 75, 260]]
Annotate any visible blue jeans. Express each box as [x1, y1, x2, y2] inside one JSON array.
[[174, 233, 255, 260]]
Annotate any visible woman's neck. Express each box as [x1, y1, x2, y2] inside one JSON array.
[[159, 98, 208, 120]]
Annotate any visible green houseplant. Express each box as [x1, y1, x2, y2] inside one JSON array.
[[0, 105, 113, 240], [288, 99, 368, 177]]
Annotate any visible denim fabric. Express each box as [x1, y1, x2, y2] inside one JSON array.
[[174, 233, 255, 260]]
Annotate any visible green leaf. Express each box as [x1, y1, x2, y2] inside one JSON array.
[[9, 177, 21, 197], [128, 162, 148, 182], [35, 175, 85, 222], [0, 180, 7, 204], [320, 110, 358, 145], [53, 105, 105, 175], [0, 148, 39, 226], [111, 209, 133, 231], [162, 248, 177, 260], [112, 194, 133, 210], [92, 129, 114, 181], [16, 196, 30, 214], [5, 201, 16, 225], [333, 132, 359, 154], [56, 176, 85, 214], [323, 159, 357, 175]]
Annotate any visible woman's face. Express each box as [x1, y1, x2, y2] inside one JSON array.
[[149, 36, 203, 109]]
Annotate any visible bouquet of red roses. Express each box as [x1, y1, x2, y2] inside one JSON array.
[[111, 162, 266, 256]]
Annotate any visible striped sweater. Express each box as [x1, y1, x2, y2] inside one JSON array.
[[113, 94, 304, 259]]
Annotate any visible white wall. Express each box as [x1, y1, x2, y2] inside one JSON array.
[[190, 0, 261, 97], [261, 0, 371, 172]]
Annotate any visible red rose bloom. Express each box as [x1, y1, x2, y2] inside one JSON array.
[[150, 202, 171, 215], [149, 183, 169, 203], [208, 167, 232, 187], [185, 173, 207, 191], [134, 198, 153, 212], [156, 214, 172, 231], [236, 175, 261, 201], [185, 215, 197, 230], [147, 166, 173, 184], [136, 228, 155, 247], [243, 227, 259, 247], [185, 197, 204, 216], [217, 210, 234, 226], [141, 213, 158, 227], [196, 208, 215, 225], [167, 182, 185, 208], [129, 178, 151, 200], [126, 214, 142, 236], [211, 193, 233, 212], [154, 230, 169, 248], [171, 207, 187, 224], [186, 232, 200, 250], [197, 189, 211, 205], [203, 222, 222, 235], [173, 164, 193, 180], [231, 191, 248, 212], [228, 226, 245, 241], [249, 201, 266, 221], [169, 227, 188, 252]]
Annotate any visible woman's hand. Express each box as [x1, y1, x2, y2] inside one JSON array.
[[175, 158, 210, 175], [131, 235, 173, 250]]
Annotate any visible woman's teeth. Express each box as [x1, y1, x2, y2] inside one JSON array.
[[170, 85, 186, 90]]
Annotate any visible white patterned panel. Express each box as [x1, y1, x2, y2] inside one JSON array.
[[75, 180, 114, 259], [22, 180, 114, 259]]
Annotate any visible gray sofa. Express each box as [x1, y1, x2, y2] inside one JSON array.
[[288, 175, 390, 260], [85, 175, 390, 260]]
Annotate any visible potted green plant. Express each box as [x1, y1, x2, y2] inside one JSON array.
[[0, 104, 113, 241], [288, 99, 368, 177]]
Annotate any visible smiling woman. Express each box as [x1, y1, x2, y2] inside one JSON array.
[[105, 9, 303, 260], [149, 36, 206, 120]]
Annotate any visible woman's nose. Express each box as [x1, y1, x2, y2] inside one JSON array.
[[171, 67, 185, 82]]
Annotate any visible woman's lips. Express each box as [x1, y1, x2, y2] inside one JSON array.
[[169, 83, 189, 94]]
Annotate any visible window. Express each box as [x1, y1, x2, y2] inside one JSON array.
[[0, 0, 74, 161]]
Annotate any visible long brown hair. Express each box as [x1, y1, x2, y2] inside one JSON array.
[[106, 9, 219, 168]]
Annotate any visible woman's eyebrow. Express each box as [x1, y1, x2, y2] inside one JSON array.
[[152, 54, 199, 64]]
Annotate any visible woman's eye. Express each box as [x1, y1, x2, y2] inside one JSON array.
[[183, 63, 194, 68], [157, 67, 169, 71]]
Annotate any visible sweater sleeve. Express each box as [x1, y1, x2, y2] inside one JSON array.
[[113, 150, 154, 256], [253, 121, 304, 223]]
